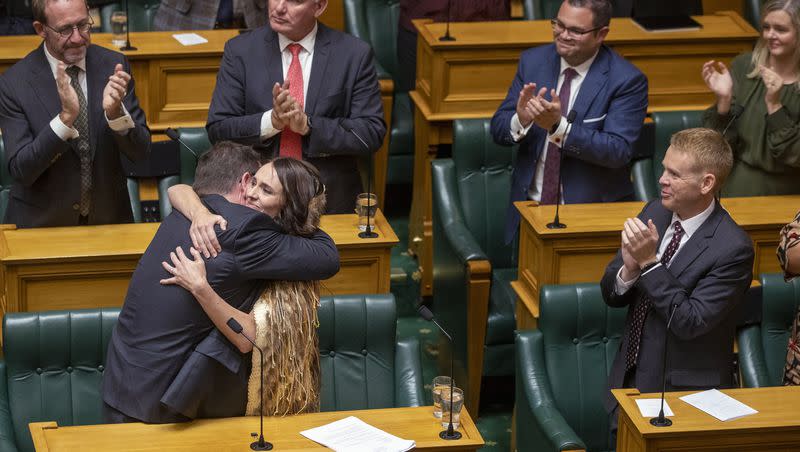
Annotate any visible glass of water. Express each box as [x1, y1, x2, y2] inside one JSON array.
[[111, 11, 127, 48], [431, 376, 452, 419], [440, 386, 464, 429], [355, 193, 378, 232]]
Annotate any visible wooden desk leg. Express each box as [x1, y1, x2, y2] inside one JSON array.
[[616, 403, 644, 452], [408, 105, 438, 296]]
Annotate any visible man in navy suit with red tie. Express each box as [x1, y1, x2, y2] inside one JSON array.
[[206, 0, 386, 214], [601, 128, 754, 434], [491, 0, 648, 243]]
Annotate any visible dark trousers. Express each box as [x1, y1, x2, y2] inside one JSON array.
[[103, 401, 144, 424], [609, 367, 638, 447]]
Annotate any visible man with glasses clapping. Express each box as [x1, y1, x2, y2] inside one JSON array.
[[491, 0, 648, 244], [0, 0, 150, 227]]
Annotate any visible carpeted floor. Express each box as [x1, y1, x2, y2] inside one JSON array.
[[385, 198, 513, 451]]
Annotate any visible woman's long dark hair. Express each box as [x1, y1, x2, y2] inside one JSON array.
[[270, 157, 326, 237]]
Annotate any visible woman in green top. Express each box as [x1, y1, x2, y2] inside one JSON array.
[[701, 0, 800, 196]]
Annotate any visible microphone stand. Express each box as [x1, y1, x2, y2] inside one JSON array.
[[227, 318, 273, 450], [418, 306, 461, 440], [439, 0, 455, 41], [651, 304, 677, 427], [165, 127, 199, 163], [119, 0, 137, 51], [350, 128, 378, 239], [547, 110, 577, 229]]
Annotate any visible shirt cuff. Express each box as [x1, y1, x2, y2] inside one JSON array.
[[260, 110, 281, 140], [510, 113, 533, 142], [106, 104, 135, 135], [547, 117, 568, 147], [615, 266, 639, 295], [641, 262, 662, 276], [50, 115, 79, 141]]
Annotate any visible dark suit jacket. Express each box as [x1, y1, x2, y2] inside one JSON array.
[[153, 0, 267, 31], [206, 23, 386, 214], [490, 44, 648, 242], [0, 44, 150, 227], [102, 194, 339, 423], [600, 200, 754, 413]]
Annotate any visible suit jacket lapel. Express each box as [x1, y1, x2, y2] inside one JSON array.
[[572, 46, 610, 119], [651, 202, 673, 251], [305, 23, 331, 114], [667, 202, 722, 278], [264, 29, 284, 106], [85, 46, 106, 159], [29, 45, 62, 125]]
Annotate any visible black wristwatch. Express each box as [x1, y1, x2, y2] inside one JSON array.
[[304, 113, 313, 136], [640, 261, 660, 274]]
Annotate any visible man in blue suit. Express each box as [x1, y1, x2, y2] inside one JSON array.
[[491, 0, 648, 243], [206, 0, 386, 214]]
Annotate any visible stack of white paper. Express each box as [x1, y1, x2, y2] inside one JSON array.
[[300, 416, 416, 452], [635, 398, 674, 418], [679, 389, 758, 421], [172, 33, 209, 46]]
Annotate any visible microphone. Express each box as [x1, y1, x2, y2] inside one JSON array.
[[721, 104, 743, 136], [546, 109, 578, 230], [165, 127, 200, 163], [439, 0, 455, 41], [119, 0, 137, 51], [651, 303, 677, 427], [349, 128, 378, 239], [418, 305, 462, 440], [227, 318, 273, 450]]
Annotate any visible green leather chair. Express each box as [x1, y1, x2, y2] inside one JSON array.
[[631, 110, 703, 201], [744, 0, 763, 30], [100, 0, 160, 33], [430, 118, 517, 413], [522, 0, 561, 20], [156, 127, 212, 218], [343, 0, 413, 185], [738, 274, 800, 388], [515, 283, 627, 452], [318, 294, 425, 411], [0, 308, 120, 452]]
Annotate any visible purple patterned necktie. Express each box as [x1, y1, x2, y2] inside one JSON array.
[[624, 221, 685, 371], [539, 67, 577, 205]]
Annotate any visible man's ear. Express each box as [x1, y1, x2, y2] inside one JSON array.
[[314, 0, 328, 18], [33, 21, 47, 39], [699, 172, 716, 195]]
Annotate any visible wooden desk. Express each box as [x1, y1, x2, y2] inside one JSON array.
[[30, 406, 484, 451], [513, 195, 800, 329], [0, 30, 392, 205], [613, 386, 800, 451], [0, 211, 397, 319], [408, 12, 758, 295]]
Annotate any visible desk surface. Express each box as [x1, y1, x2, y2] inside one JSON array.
[[30, 406, 484, 451], [613, 386, 800, 436], [0, 210, 398, 264]]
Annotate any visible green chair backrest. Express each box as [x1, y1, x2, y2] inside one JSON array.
[[452, 118, 517, 267], [744, 0, 762, 30], [3, 308, 121, 452], [758, 273, 800, 386], [176, 127, 213, 185], [100, 0, 161, 33], [343, 0, 400, 80], [539, 283, 627, 452], [318, 294, 400, 411], [522, 0, 561, 20], [650, 110, 703, 195]]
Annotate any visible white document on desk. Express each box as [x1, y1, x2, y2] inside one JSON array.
[[172, 33, 209, 46], [300, 416, 416, 452], [635, 398, 674, 417], [679, 389, 758, 421]]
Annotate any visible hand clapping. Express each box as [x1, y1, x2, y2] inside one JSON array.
[[701, 60, 734, 114], [56, 61, 80, 127], [619, 218, 659, 280], [103, 63, 130, 120], [516, 83, 562, 131], [759, 65, 785, 114], [271, 81, 308, 135]]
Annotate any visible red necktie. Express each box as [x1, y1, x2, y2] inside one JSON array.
[[540, 67, 577, 205], [280, 43, 304, 159], [625, 221, 685, 371]]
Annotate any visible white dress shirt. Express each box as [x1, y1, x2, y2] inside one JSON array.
[[615, 199, 717, 294], [44, 45, 134, 140], [260, 22, 318, 140], [508, 52, 597, 202]]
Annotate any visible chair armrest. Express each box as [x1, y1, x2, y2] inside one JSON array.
[[0, 362, 18, 452], [431, 159, 487, 263], [394, 337, 425, 407], [515, 330, 586, 452], [737, 325, 772, 388], [157, 175, 180, 219], [374, 60, 392, 81]]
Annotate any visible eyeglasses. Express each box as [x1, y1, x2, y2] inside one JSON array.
[[550, 19, 603, 37], [43, 17, 94, 38]]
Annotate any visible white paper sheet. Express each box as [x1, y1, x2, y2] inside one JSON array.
[[172, 33, 209, 46], [679, 389, 758, 421], [635, 398, 674, 417], [300, 416, 416, 452]]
